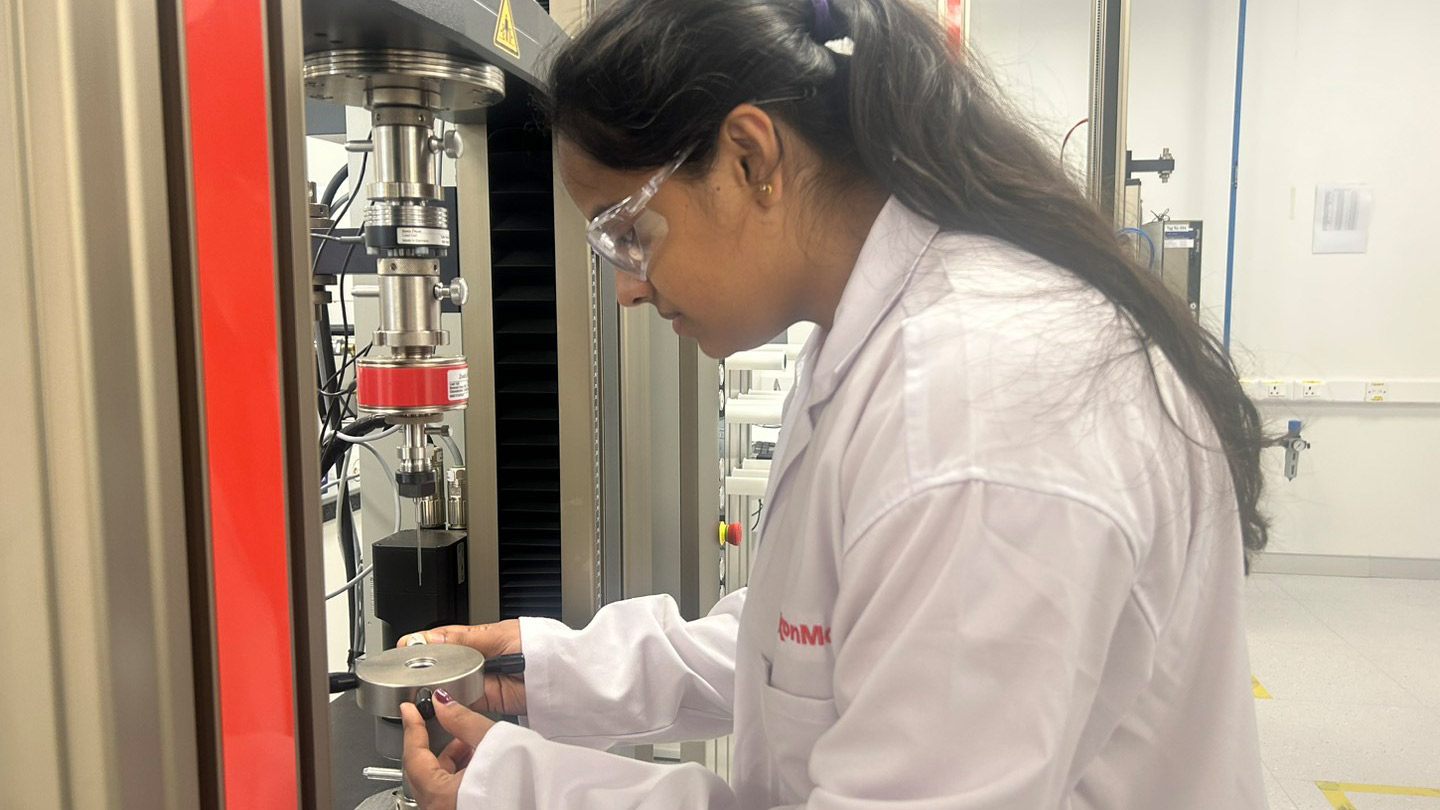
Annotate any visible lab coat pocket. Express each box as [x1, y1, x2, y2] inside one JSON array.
[[759, 682, 838, 801]]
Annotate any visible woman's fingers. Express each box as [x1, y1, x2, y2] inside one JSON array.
[[400, 702, 462, 810], [400, 621, 522, 658], [433, 688, 497, 748]]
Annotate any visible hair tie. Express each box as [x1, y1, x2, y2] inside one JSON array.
[[810, 0, 838, 43]]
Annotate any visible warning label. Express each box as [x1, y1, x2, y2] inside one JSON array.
[[494, 0, 521, 59]]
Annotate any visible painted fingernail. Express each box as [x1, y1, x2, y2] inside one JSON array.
[[434, 688, 455, 705]]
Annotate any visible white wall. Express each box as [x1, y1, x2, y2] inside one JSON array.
[[968, 0, 1440, 564], [306, 136, 348, 207], [1227, 0, 1440, 562], [968, 0, 1091, 170]]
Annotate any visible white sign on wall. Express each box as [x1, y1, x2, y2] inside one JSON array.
[[1312, 184, 1374, 254]]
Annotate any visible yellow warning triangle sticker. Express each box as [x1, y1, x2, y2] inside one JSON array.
[[494, 0, 521, 60]]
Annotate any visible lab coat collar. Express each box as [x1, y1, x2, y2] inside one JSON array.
[[752, 198, 939, 552], [804, 197, 940, 410]]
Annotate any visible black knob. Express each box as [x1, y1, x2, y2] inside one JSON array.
[[416, 687, 435, 720]]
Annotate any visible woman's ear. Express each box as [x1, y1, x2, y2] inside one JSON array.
[[717, 104, 784, 207]]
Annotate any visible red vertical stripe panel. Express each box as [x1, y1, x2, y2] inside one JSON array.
[[183, 0, 299, 807], [947, 0, 966, 52]]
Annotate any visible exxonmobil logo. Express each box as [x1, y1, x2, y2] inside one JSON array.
[[778, 615, 832, 646]]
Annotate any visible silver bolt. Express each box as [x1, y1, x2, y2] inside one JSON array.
[[433, 278, 468, 306]]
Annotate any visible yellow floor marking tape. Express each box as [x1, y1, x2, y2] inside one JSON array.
[[1252, 675, 1272, 699], [1315, 781, 1440, 810]]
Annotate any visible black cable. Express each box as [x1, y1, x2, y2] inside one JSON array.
[[323, 156, 366, 430], [320, 162, 349, 209], [313, 150, 368, 440], [311, 149, 368, 280], [323, 410, 385, 670], [319, 242, 359, 435], [319, 342, 372, 394], [322, 413, 389, 670], [321, 341, 371, 428], [318, 413, 392, 478], [337, 240, 358, 402], [315, 303, 344, 433], [313, 147, 373, 671], [338, 466, 361, 669], [317, 343, 372, 436]]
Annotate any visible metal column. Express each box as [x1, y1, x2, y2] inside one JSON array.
[[1087, 0, 1132, 225], [457, 121, 503, 623]]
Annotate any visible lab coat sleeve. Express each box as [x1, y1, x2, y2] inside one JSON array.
[[807, 479, 1144, 808], [459, 722, 744, 809], [517, 588, 745, 748]]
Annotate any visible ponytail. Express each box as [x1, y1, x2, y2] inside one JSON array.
[[543, 0, 1271, 561]]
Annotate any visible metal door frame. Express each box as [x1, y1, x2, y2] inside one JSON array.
[[1, 0, 206, 807]]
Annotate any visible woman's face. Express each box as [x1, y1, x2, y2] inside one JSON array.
[[557, 126, 808, 358]]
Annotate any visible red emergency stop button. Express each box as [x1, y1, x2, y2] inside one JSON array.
[[727, 522, 743, 546]]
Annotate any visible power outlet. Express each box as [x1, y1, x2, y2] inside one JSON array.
[[1299, 380, 1325, 399], [1366, 381, 1389, 402], [1262, 380, 1291, 399]]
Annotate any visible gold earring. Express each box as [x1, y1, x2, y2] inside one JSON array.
[[759, 183, 773, 195]]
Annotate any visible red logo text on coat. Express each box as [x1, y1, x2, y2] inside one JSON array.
[[778, 615, 832, 646]]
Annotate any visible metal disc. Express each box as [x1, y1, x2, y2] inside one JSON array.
[[354, 787, 418, 810], [304, 49, 505, 115], [354, 643, 485, 718]]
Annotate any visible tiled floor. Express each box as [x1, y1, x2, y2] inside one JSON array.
[[1246, 573, 1440, 809]]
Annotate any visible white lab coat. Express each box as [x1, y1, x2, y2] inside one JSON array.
[[458, 199, 1266, 809]]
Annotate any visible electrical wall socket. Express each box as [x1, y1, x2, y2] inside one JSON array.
[[1365, 381, 1389, 402], [1299, 380, 1326, 399], [1262, 380, 1291, 399]]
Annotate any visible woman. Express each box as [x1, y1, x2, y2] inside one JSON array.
[[397, 0, 1271, 807]]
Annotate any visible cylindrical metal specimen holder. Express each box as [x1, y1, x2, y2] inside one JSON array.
[[355, 643, 485, 719], [359, 644, 485, 768]]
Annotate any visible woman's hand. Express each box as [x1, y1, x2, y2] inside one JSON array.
[[400, 691, 496, 810], [401, 621, 526, 716]]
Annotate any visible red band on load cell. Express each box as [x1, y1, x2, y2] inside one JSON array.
[[358, 361, 469, 409]]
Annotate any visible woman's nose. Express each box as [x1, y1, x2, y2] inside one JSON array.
[[614, 271, 654, 308]]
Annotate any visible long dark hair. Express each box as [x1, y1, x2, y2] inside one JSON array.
[[542, 0, 1270, 560]]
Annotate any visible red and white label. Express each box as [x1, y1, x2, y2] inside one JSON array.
[[778, 615, 832, 647]]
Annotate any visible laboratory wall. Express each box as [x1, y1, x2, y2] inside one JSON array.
[[968, 0, 1440, 568]]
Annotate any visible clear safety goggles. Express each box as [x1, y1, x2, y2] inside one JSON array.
[[587, 144, 696, 282]]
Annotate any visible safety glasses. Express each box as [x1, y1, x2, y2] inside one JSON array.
[[586, 144, 696, 281]]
